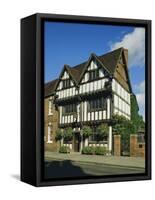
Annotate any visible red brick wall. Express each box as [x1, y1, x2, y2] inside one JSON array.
[[130, 134, 145, 157], [114, 135, 121, 156]]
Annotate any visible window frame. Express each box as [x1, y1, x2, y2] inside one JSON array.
[[88, 68, 99, 81], [62, 78, 71, 89], [47, 123, 53, 143], [88, 97, 107, 111]]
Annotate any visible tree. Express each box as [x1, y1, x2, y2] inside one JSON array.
[[137, 115, 145, 130], [82, 126, 93, 138], [55, 129, 63, 141], [97, 123, 109, 141], [63, 127, 73, 142], [130, 94, 145, 132], [112, 114, 136, 153]]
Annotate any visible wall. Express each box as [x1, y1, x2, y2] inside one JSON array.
[[57, 61, 111, 125], [44, 97, 59, 152], [112, 79, 131, 120], [130, 135, 145, 157], [0, 1, 154, 200]]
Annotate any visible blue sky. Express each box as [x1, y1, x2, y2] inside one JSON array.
[[44, 21, 145, 119]]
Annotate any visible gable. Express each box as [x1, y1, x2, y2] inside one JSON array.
[[82, 60, 107, 83], [114, 51, 132, 92], [45, 48, 131, 95], [56, 68, 75, 91], [57, 48, 124, 86], [79, 55, 111, 84]]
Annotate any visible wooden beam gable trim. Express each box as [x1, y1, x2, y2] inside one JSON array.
[[54, 65, 78, 91]]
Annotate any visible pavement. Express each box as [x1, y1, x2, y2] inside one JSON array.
[[45, 151, 145, 169]]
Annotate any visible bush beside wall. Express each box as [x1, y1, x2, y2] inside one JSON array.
[[95, 146, 107, 155], [59, 145, 70, 153], [82, 146, 95, 155], [82, 146, 107, 155]]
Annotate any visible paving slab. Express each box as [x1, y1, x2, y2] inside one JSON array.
[[45, 151, 145, 168]]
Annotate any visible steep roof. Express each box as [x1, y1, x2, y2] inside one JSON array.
[[45, 47, 127, 96], [44, 79, 58, 97], [68, 61, 87, 83], [98, 47, 123, 74], [66, 47, 123, 82]]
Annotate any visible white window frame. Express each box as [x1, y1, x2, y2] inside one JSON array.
[[48, 98, 53, 116], [47, 123, 53, 143]]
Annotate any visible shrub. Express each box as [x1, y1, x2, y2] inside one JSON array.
[[82, 126, 93, 138], [112, 114, 136, 153], [82, 146, 95, 155], [97, 124, 109, 141], [63, 127, 73, 142], [55, 129, 63, 141], [59, 145, 70, 153], [82, 146, 108, 155], [95, 146, 107, 155]]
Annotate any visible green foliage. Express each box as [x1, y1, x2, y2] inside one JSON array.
[[63, 127, 73, 142], [112, 114, 136, 135], [130, 94, 145, 132], [108, 93, 145, 153], [82, 126, 93, 138], [137, 115, 145, 130], [97, 123, 109, 140], [112, 114, 136, 152], [82, 146, 95, 155], [55, 129, 63, 141], [59, 145, 70, 153], [95, 146, 107, 155], [82, 146, 107, 155]]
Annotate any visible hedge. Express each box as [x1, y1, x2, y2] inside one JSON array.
[[95, 146, 107, 155], [82, 146, 95, 155], [82, 146, 107, 155], [59, 145, 70, 153]]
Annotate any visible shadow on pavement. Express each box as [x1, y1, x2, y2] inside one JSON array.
[[44, 159, 91, 179], [10, 174, 20, 181]]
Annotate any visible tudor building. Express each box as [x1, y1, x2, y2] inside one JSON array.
[[44, 47, 132, 153]]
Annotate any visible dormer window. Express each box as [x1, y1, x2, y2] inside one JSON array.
[[62, 79, 70, 89], [88, 69, 99, 81]]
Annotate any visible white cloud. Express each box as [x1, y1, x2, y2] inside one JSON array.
[[136, 93, 145, 120], [134, 80, 145, 93], [111, 28, 145, 68], [136, 93, 145, 107], [135, 80, 145, 120]]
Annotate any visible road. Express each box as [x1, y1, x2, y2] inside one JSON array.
[[44, 158, 145, 179]]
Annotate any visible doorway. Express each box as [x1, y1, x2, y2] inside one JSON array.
[[73, 132, 80, 152]]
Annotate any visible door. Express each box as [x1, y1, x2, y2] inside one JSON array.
[[74, 132, 80, 152]]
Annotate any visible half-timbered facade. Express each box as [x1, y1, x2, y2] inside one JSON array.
[[45, 47, 132, 153]]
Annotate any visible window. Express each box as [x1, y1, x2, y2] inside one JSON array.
[[88, 69, 99, 81], [89, 127, 98, 141], [88, 97, 106, 111], [89, 126, 108, 142], [47, 123, 53, 143], [62, 79, 70, 89], [114, 95, 118, 108], [48, 99, 53, 115], [63, 104, 76, 114]]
